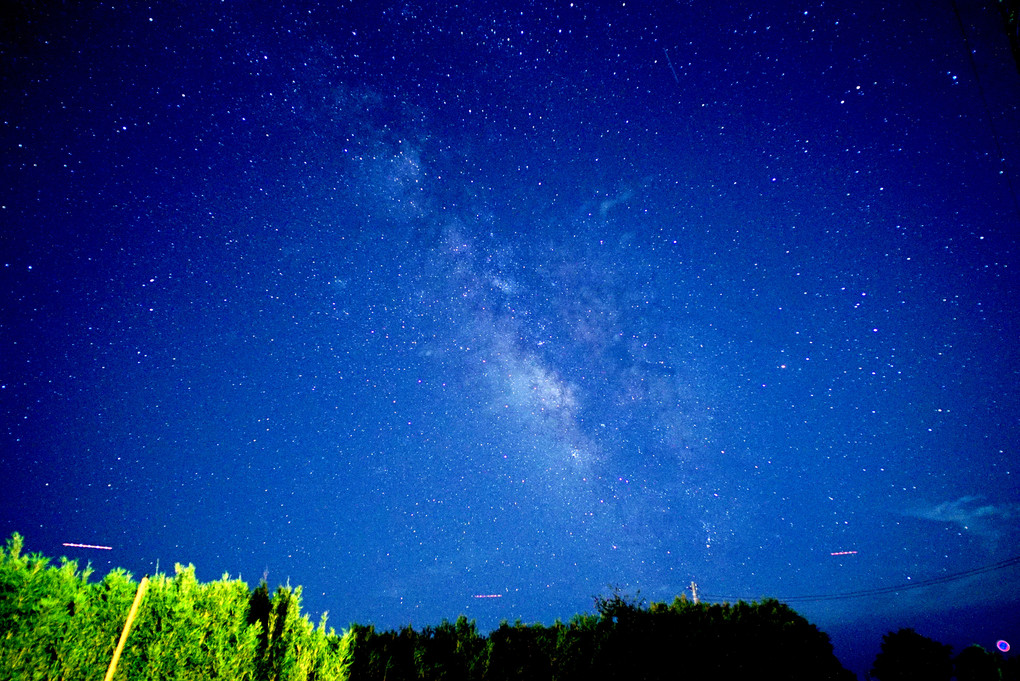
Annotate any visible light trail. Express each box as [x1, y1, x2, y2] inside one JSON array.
[[663, 48, 680, 84], [471, 594, 503, 598], [830, 550, 858, 556], [63, 542, 113, 550]]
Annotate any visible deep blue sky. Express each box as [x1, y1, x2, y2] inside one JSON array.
[[2, 1, 1018, 677]]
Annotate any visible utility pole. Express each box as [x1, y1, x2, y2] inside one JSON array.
[[689, 581, 699, 604]]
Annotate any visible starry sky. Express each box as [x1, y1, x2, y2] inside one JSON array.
[[2, 1, 1019, 676]]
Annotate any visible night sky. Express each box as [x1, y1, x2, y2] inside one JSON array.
[[2, 1, 1019, 677]]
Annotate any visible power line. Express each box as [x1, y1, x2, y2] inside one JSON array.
[[701, 554, 1020, 604]]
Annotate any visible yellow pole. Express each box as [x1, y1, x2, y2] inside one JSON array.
[[103, 576, 149, 681]]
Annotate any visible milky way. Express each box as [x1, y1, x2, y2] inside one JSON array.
[[2, 3, 1018, 677]]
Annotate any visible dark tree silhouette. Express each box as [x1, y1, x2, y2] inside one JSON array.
[[954, 644, 1001, 681], [871, 628, 953, 681], [485, 620, 556, 681], [418, 616, 485, 681], [1002, 654, 1020, 681]]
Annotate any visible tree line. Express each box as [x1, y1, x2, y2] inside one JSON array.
[[0, 533, 1012, 680], [871, 627, 1018, 681], [0, 533, 349, 681]]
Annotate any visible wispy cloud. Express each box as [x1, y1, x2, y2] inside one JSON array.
[[904, 495, 1018, 545]]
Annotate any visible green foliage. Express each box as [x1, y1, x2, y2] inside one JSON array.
[[0, 533, 122, 681], [30, 533, 1018, 681], [0, 534, 352, 681]]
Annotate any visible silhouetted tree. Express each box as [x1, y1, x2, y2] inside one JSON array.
[[593, 586, 645, 622], [553, 613, 607, 681], [417, 616, 485, 681], [954, 644, 1001, 681], [485, 620, 555, 681], [871, 628, 953, 681], [1002, 654, 1020, 681]]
